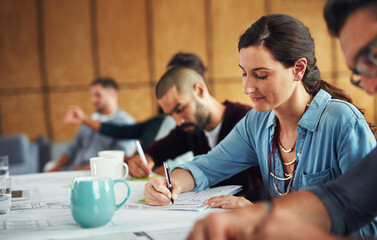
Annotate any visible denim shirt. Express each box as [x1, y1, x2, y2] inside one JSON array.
[[175, 89, 376, 236]]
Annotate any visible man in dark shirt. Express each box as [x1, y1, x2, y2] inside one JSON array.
[[187, 0, 377, 239], [128, 66, 265, 201]]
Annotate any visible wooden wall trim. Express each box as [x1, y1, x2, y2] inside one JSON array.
[[90, 0, 100, 78], [265, 0, 272, 13], [36, 0, 53, 139], [146, 0, 156, 83], [146, 0, 157, 113], [331, 37, 339, 84], [204, 0, 213, 87]]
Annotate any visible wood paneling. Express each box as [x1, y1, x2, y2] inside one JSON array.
[[43, 0, 94, 87], [0, 0, 41, 89], [118, 87, 155, 122], [1, 0, 374, 143], [210, 0, 265, 80], [152, 0, 207, 81], [269, 0, 332, 74], [0, 94, 47, 140], [213, 81, 252, 106], [96, 0, 150, 84], [49, 91, 92, 141]]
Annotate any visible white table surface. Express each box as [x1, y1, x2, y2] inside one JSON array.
[[0, 171, 214, 240]]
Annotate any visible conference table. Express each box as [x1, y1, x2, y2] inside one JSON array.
[[0, 171, 216, 240]]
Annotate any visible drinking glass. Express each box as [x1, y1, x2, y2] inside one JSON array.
[[0, 156, 9, 178], [0, 177, 11, 215]]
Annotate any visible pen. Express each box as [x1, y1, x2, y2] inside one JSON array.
[[136, 140, 152, 177], [135, 140, 148, 166], [163, 161, 174, 204]]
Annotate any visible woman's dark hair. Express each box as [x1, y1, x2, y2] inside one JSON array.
[[239, 14, 347, 101], [238, 13, 375, 134]]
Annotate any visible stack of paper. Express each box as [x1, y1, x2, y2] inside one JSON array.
[[125, 184, 242, 211]]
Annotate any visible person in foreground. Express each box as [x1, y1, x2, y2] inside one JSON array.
[[144, 12, 377, 237], [187, 0, 377, 239], [45, 77, 136, 172]]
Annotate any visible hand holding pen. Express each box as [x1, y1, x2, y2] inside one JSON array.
[[163, 161, 174, 204], [128, 140, 154, 178]]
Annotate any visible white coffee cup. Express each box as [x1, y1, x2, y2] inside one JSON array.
[[90, 157, 129, 180], [98, 150, 125, 160]]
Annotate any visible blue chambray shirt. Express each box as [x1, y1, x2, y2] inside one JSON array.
[[174, 89, 376, 237]]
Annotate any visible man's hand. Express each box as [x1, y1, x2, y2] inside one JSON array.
[[187, 203, 267, 240], [188, 201, 337, 240], [251, 205, 338, 240], [64, 106, 87, 125], [128, 154, 154, 178], [46, 166, 61, 172]]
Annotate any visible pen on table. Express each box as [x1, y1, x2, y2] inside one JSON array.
[[163, 161, 174, 204]]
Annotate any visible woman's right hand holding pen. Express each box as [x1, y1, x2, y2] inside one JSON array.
[[144, 176, 181, 206]]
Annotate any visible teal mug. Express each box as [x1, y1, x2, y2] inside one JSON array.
[[71, 176, 130, 228]]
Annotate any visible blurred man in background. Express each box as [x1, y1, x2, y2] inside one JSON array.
[[45, 77, 136, 172]]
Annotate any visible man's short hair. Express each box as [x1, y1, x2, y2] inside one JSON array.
[[324, 0, 377, 37], [91, 77, 119, 91], [156, 66, 206, 99], [166, 53, 206, 77]]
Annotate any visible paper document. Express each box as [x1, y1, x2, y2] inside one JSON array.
[[126, 185, 242, 211]]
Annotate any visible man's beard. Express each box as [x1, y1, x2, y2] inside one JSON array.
[[179, 100, 210, 135]]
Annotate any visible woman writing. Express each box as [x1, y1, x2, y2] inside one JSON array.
[[144, 14, 377, 237]]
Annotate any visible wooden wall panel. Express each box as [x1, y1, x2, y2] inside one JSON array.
[[0, 0, 41, 89], [0, 94, 47, 140], [213, 81, 252, 106], [210, 0, 265, 79], [97, 0, 149, 84], [118, 87, 154, 122], [43, 0, 94, 87], [152, 0, 207, 81], [49, 91, 92, 141], [4, 0, 370, 142], [269, 0, 332, 74]]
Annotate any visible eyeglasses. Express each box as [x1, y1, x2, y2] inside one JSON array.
[[350, 36, 377, 89]]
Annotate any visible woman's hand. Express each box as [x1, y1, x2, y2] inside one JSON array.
[[203, 195, 253, 209], [144, 176, 182, 206]]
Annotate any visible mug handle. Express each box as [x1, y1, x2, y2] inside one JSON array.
[[121, 162, 129, 180], [113, 179, 131, 210]]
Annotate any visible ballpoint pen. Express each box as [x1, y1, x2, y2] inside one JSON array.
[[163, 161, 174, 204]]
